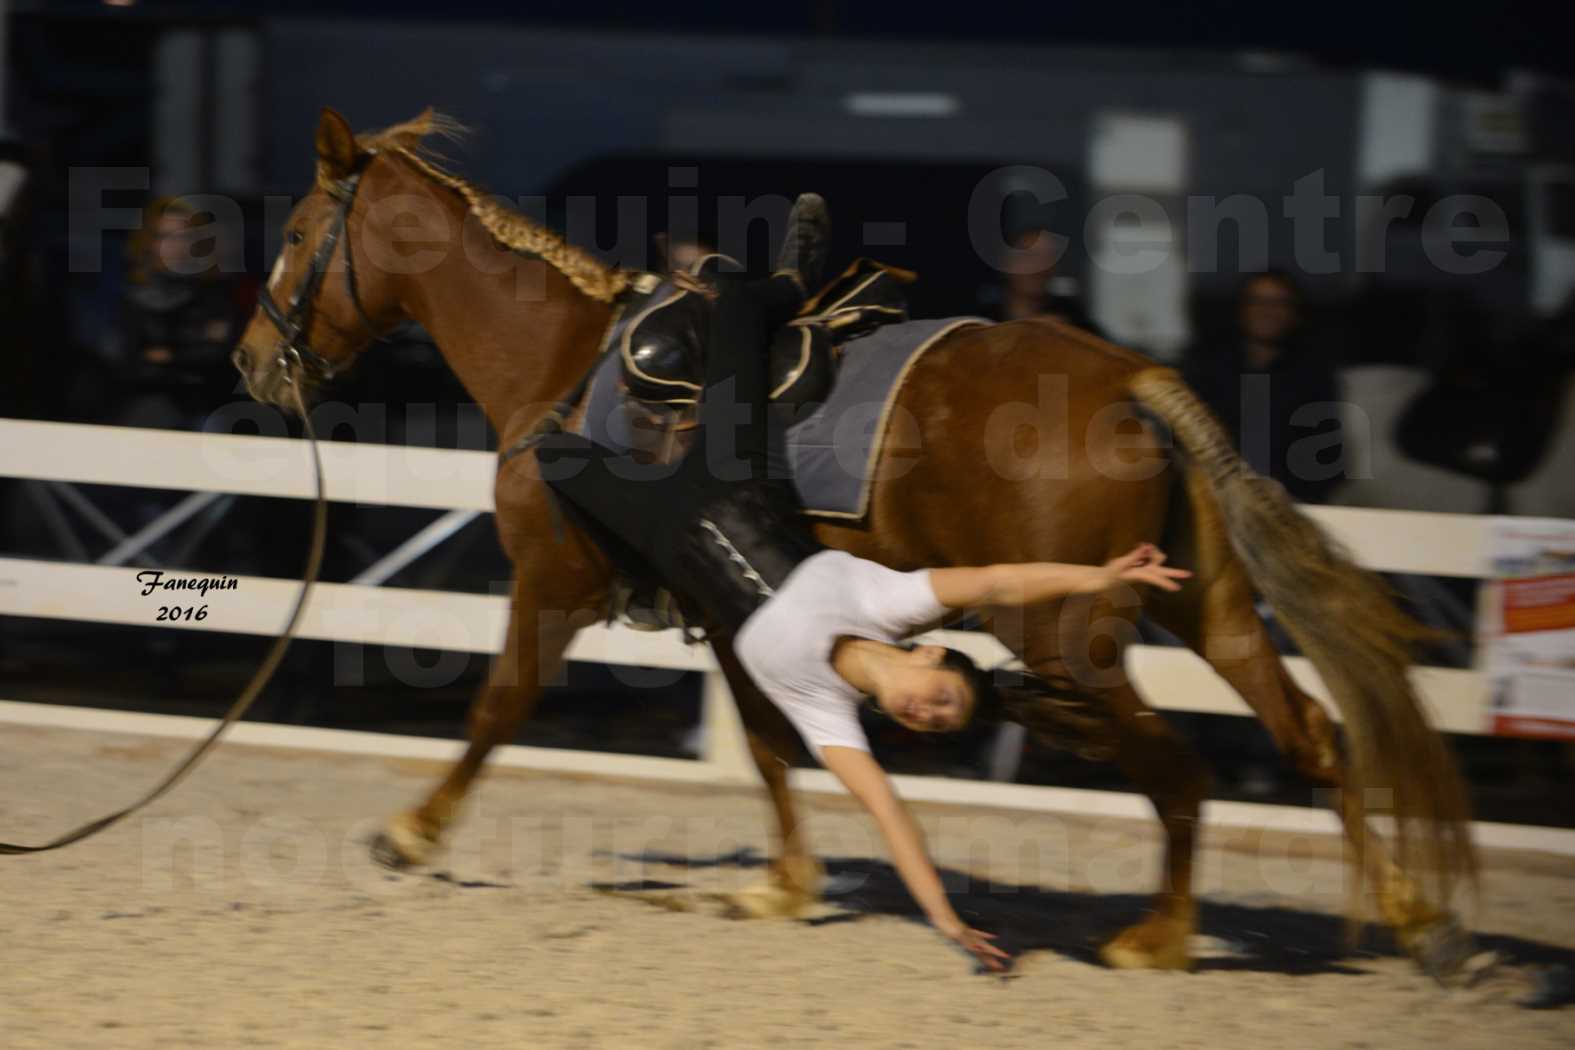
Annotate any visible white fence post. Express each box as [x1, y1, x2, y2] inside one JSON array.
[[700, 670, 757, 784]]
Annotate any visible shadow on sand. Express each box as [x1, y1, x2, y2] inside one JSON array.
[[592, 847, 1574, 1000]]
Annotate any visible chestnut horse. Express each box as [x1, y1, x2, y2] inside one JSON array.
[[233, 109, 1476, 975]]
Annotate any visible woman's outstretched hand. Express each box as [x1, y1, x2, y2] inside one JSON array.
[[941, 922, 1013, 972], [1087, 543, 1192, 593]]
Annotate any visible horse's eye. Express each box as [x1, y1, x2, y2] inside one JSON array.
[[287, 230, 304, 246]]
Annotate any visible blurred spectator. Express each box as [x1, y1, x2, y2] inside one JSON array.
[[1394, 287, 1573, 510], [1182, 270, 1344, 504], [978, 228, 1104, 336], [108, 196, 244, 430]]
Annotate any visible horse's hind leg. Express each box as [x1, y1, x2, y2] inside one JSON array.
[[1232, 655, 1467, 972], [372, 562, 601, 868], [1149, 580, 1471, 975], [710, 642, 823, 918]]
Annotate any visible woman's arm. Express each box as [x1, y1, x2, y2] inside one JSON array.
[[820, 745, 1010, 971], [929, 542, 1190, 610]]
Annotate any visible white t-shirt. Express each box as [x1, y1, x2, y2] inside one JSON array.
[[733, 549, 949, 763]]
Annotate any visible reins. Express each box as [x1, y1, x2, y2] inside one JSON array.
[[0, 374, 327, 855]]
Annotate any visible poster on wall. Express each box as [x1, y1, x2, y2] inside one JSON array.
[[1481, 518, 1575, 739]]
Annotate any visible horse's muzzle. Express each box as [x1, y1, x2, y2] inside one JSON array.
[[232, 345, 300, 412]]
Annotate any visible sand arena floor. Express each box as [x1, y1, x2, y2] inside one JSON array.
[[1, 721, 1571, 1050]]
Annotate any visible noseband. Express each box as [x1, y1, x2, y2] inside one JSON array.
[[255, 154, 388, 384]]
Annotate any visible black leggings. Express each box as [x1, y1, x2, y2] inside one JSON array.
[[536, 273, 823, 627]]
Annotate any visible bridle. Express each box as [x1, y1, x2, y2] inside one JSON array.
[[255, 152, 389, 385]]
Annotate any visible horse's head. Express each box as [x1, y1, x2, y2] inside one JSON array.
[[233, 107, 401, 411]]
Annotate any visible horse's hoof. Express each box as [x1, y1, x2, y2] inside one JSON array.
[[1405, 914, 1476, 985], [720, 880, 813, 920], [369, 832, 410, 871], [1099, 915, 1195, 971], [369, 812, 439, 870], [777, 856, 825, 899]]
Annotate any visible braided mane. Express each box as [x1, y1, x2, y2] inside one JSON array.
[[334, 108, 630, 304]]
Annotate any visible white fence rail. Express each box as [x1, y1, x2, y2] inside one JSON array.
[[3, 417, 1566, 856], [0, 417, 1493, 721]]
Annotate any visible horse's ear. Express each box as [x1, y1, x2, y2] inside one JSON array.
[[314, 108, 359, 183], [411, 106, 437, 132]]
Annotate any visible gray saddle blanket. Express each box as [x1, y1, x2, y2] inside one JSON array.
[[577, 316, 990, 519]]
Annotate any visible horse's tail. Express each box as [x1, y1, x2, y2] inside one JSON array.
[[1127, 366, 1477, 916]]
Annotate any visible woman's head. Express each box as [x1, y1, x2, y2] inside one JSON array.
[[867, 645, 1117, 758], [868, 644, 988, 733]]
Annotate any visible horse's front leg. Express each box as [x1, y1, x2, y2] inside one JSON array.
[[372, 558, 603, 868]]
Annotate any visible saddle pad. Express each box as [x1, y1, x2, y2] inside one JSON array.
[[574, 316, 991, 520], [787, 317, 988, 519]]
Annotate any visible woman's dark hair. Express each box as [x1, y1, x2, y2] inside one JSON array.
[[938, 647, 1118, 761]]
